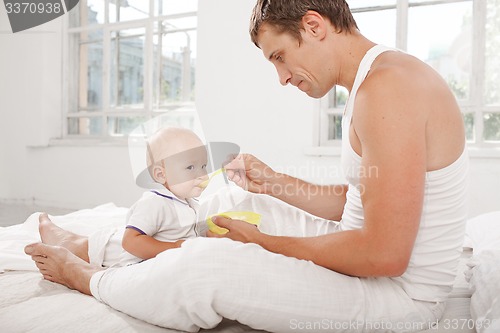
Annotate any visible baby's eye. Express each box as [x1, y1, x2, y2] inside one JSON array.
[[186, 165, 195, 170], [202, 164, 207, 169]]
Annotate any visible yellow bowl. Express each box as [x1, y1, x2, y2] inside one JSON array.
[[207, 211, 261, 235]]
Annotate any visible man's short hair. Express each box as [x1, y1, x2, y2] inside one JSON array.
[[249, 0, 358, 47]]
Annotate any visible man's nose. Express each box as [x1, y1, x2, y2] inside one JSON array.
[[277, 67, 291, 86]]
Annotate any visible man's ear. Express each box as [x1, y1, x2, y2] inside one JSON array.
[[301, 10, 327, 40], [152, 165, 167, 184]]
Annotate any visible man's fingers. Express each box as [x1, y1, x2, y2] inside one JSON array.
[[206, 230, 224, 238], [211, 215, 232, 228], [223, 153, 245, 169], [225, 169, 237, 181]]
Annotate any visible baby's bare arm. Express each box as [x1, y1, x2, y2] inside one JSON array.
[[122, 228, 183, 259]]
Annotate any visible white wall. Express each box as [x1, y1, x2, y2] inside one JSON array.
[[0, 7, 143, 209], [196, 0, 341, 184], [0, 0, 498, 217]]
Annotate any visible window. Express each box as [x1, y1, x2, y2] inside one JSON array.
[[64, 0, 197, 138], [317, 0, 500, 147]]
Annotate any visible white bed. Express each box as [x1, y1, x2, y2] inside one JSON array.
[[1, 191, 499, 332]]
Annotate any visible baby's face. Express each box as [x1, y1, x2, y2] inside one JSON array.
[[162, 145, 209, 199]]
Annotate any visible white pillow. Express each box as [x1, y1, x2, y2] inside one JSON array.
[[465, 211, 500, 254]]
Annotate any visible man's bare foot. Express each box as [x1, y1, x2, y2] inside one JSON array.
[[24, 242, 100, 295], [38, 213, 90, 263]]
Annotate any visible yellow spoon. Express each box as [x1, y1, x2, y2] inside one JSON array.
[[199, 168, 224, 188]]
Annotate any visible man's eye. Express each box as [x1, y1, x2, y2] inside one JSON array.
[[276, 55, 283, 62]]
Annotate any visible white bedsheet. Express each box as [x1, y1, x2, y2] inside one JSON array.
[[0, 188, 281, 332], [1, 192, 498, 332], [0, 203, 129, 273], [463, 211, 500, 333], [0, 187, 342, 332]]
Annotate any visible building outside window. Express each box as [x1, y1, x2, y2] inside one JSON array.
[[318, 0, 500, 147], [65, 0, 197, 138]]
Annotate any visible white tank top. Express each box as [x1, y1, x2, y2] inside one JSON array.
[[340, 44, 470, 302]]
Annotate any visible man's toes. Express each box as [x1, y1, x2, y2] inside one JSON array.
[[24, 243, 39, 255], [43, 274, 58, 283], [34, 260, 46, 270], [24, 242, 55, 258]]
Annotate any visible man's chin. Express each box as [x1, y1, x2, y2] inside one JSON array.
[[305, 90, 325, 99]]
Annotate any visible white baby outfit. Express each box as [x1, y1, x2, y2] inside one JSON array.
[[88, 45, 469, 333], [88, 187, 206, 267]]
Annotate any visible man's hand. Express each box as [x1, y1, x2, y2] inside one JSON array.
[[224, 154, 277, 194], [206, 216, 263, 245]]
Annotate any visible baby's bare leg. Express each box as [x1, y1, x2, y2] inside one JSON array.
[[38, 213, 90, 263]]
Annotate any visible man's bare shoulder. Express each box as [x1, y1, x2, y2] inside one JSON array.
[[354, 52, 430, 123], [364, 51, 439, 92], [352, 50, 464, 171]]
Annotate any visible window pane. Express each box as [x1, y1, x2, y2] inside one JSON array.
[[484, 0, 500, 106], [160, 16, 198, 32], [327, 114, 343, 141], [108, 116, 149, 136], [109, 0, 149, 23], [463, 113, 474, 142], [408, 2, 472, 101], [110, 28, 145, 108], [484, 113, 500, 142], [156, 0, 198, 16], [68, 117, 103, 135], [153, 26, 196, 108], [353, 9, 396, 47], [153, 109, 197, 128], [347, 0, 396, 10], [67, 1, 199, 137], [70, 0, 106, 27], [409, 0, 457, 3], [327, 86, 348, 109], [74, 37, 103, 111]]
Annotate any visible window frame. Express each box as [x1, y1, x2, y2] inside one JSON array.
[[62, 0, 197, 140], [315, 0, 500, 148]]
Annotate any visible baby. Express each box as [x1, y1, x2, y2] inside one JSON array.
[[120, 126, 210, 265]]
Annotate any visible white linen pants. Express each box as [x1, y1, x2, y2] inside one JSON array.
[[88, 189, 444, 332]]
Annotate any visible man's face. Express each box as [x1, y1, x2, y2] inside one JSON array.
[[257, 23, 332, 99]]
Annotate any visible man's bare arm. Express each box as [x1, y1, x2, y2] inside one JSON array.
[[267, 174, 348, 221], [225, 154, 347, 221]]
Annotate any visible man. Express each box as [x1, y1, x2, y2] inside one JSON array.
[[26, 1, 468, 332]]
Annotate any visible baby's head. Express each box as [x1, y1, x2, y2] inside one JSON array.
[[146, 127, 209, 199]]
